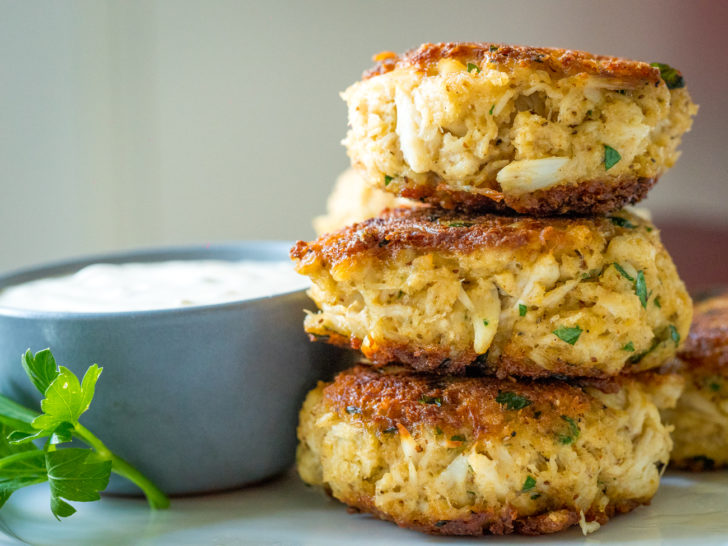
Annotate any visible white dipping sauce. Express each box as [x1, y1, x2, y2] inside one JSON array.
[[0, 260, 310, 313]]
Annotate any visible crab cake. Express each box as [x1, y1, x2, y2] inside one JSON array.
[[313, 168, 420, 236], [297, 365, 682, 536], [342, 42, 697, 215], [291, 207, 691, 377], [662, 292, 728, 470]]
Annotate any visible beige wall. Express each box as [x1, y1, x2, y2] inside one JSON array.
[[1, 0, 726, 272]]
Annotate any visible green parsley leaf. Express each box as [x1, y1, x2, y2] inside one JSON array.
[[654, 296, 662, 308], [610, 216, 636, 229], [518, 304, 527, 317], [622, 341, 635, 352], [650, 62, 685, 89], [531, 493, 541, 500], [604, 145, 622, 170], [522, 475, 536, 492], [553, 326, 582, 345], [669, 324, 680, 344], [482, 319, 489, 326], [450, 434, 466, 442], [384, 175, 393, 186], [21, 349, 59, 396], [557, 416, 580, 445], [0, 349, 171, 518], [613, 262, 635, 282], [495, 391, 532, 410], [46, 449, 111, 519], [467, 62, 480, 74], [32, 365, 102, 432], [635, 271, 648, 308], [489, 104, 495, 115], [418, 395, 442, 407]]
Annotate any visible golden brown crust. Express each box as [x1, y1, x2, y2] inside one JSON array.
[[678, 292, 728, 375], [399, 176, 657, 216], [364, 42, 664, 85], [346, 495, 641, 536], [322, 365, 619, 442], [291, 206, 620, 271]]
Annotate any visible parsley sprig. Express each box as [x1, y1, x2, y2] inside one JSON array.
[[0, 349, 169, 519]]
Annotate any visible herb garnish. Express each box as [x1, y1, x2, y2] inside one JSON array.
[[467, 62, 480, 74], [418, 395, 442, 407], [613, 263, 635, 282], [650, 62, 685, 89], [553, 326, 582, 345], [489, 45, 498, 52], [610, 216, 636, 229], [384, 175, 393, 186], [496, 391, 532, 410], [635, 271, 648, 308], [0, 349, 169, 519], [489, 104, 495, 115], [450, 434, 466, 442], [522, 475, 536, 492], [518, 304, 527, 317], [604, 145, 622, 170], [622, 341, 635, 352], [669, 324, 680, 344], [557, 416, 580, 445], [654, 296, 661, 308], [482, 319, 489, 326], [710, 382, 721, 392]]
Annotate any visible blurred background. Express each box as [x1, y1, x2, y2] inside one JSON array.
[[1, 0, 726, 286]]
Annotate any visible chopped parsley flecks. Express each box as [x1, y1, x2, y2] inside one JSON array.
[[418, 395, 442, 407], [519, 303, 527, 317], [635, 271, 648, 308], [558, 416, 580, 445], [384, 175, 393, 186], [654, 296, 662, 308], [610, 216, 636, 229], [669, 324, 680, 345], [450, 434, 466, 442], [604, 145, 622, 170], [489, 45, 498, 52], [622, 341, 636, 352], [710, 382, 721, 392], [613, 263, 635, 282], [435, 426, 443, 435], [522, 476, 537, 492], [553, 326, 582, 345], [483, 319, 490, 326], [489, 104, 495, 115], [496, 391, 532, 410], [650, 62, 685, 89], [467, 62, 481, 74]]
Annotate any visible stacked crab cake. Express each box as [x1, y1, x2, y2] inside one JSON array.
[[293, 42, 696, 536], [661, 292, 728, 471]]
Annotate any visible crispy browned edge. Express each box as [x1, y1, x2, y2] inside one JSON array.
[[321, 365, 666, 441], [397, 176, 657, 216], [313, 365, 656, 535], [676, 291, 728, 376], [364, 42, 663, 84], [291, 205, 621, 269], [344, 495, 642, 536]]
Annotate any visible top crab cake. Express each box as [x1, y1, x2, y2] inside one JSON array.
[[342, 42, 697, 215], [291, 206, 692, 378]]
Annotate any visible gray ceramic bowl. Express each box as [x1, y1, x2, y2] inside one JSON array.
[[0, 242, 351, 496]]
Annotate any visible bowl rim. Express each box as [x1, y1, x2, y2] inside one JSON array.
[[0, 241, 308, 319]]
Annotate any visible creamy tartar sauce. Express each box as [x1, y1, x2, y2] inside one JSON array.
[[0, 260, 310, 313]]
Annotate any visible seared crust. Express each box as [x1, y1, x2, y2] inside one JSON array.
[[399, 176, 657, 216], [292, 206, 617, 270], [365, 42, 663, 84], [677, 291, 728, 376]]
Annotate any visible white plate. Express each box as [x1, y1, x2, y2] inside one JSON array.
[[0, 469, 727, 545]]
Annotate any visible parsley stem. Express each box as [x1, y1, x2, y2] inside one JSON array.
[[74, 423, 170, 509]]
